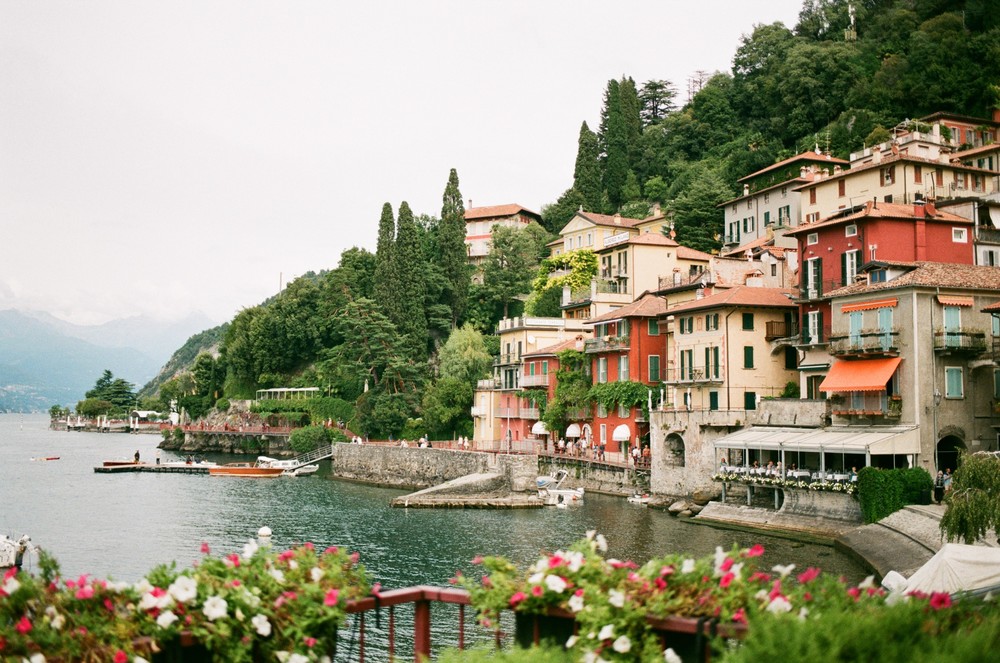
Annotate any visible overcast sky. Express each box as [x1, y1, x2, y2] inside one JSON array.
[[0, 1, 803, 326]]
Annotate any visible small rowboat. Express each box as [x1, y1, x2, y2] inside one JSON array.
[[208, 463, 284, 477], [30, 456, 61, 461]]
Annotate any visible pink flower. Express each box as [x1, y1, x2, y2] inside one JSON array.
[[769, 580, 783, 600], [628, 572, 641, 583], [304, 542, 315, 551], [847, 587, 861, 601], [548, 554, 564, 568], [744, 544, 765, 558], [278, 550, 296, 562], [200, 542, 211, 554], [531, 585, 543, 597], [75, 585, 94, 600], [929, 592, 952, 610], [481, 575, 492, 588], [114, 650, 128, 663], [719, 572, 735, 588], [324, 588, 339, 606], [304, 636, 317, 648], [660, 565, 674, 576], [796, 567, 821, 584], [732, 608, 747, 624], [225, 553, 241, 568], [749, 572, 771, 583], [720, 557, 735, 573], [471, 555, 484, 565], [350, 552, 360, 564], [610, 560, 638, 570], [15, 616, 31, 634], [509, 591, 527, 607], [574, 588, 584, 597], [324, 546, 339, 556], [4, 567, 17, 580], [655, 577, 667, 591], [104, 598, 115, 612]]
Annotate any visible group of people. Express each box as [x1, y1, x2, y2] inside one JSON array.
[[933, 468, 954, 504], [719, 458, 859, 482], [631, 444, 651, 467], [350, 435, 364, 445], [554, 437, 606, 461]]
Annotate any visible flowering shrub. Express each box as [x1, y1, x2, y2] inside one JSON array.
[[455, 533, 995, 662], [711, 473, 857, 496], [0, 539, 370, 662]]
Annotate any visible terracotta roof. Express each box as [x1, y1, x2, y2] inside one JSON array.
[[663, 286, 797, 315], [577, 211, 647, 228], [721, 235, 772, 257], [829, 262, 1000, 298], [584, 293, 667, 324], [982, 301, 1000, 313], [719, 177, 812, 207], [522, 336, 588, 358], [919, 111, 1000, 128], [785, 201, 971, 237], [676, 246, 714, 261], [791, 153, 996, 193], [596, 233, 678, 251], [738, 151, 848, 183], [951, 143, 1000, 161], [465, 204, 540, 221]]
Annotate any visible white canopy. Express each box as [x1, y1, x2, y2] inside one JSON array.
[[904, 543, 1000, 594], [565, 423, 581, 438], [713, 426, 920, 455], [612, 424, 631, 442], [531, 421, 548, 435]]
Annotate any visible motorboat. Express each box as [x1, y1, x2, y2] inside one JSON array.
[[256, 456, 320, 477], [1, 534, 32, 570], [30, 456, 60, 461], [627, 493, 651, 505], [282, 464, 319, 477], [536, 469, 584, 506], [208, 463, 284, 477], [161, 458, 219, 468]]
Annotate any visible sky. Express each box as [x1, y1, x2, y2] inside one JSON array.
[[0, 1, 804, 326]]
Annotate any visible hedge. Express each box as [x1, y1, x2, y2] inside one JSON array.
[[857, 467, 933, 523]]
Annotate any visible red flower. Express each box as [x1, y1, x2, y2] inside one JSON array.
[[324, 588, 339, 607], [744, 544, 765, 558], [304, 636, 317, 648], [749, 572, 771, 583], [531, 585, 543, 597], [720, 557, 735, 573], [481, 575, 492, 588], [796, 567, 821, 584], [574, 588, 584, 597], [114, 650, 128, 663], [3, 568, 16, 580], [104, 598, 115, 612], [324, 546, 339, 556], [548, 554, 564, 568], [719, 572, 735, 588], [278, 550, 296, 562], [769, 580, 783, 600], [929, 592, 952, 610], [226, 553, 241, 568], [303, 542, 315, 551], [732, 608, 747, 624], [15, 616, 31, 634], [509, 591, 527, 607], [200, 542, 211, 554], [655, 577, 667, 591], [75, 585, 94, 600], [847, 587, 861, 600]]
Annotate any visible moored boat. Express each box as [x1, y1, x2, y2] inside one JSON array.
[[1, 534, 32, 570], [283, 464, 319, 477], [536, 469, 585, 506], [208, 463, 284, 477]]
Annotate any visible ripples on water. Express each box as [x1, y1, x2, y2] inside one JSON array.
[[1, 414, 865, 658]]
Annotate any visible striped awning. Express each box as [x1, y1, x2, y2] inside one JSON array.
[[937, 295, 974, 307], [841, 298, 898, 312]]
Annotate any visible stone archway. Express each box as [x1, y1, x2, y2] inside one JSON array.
[[664, 433, 685, 467], [937, 435, 966, 473]]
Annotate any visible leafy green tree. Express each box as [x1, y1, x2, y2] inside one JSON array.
[[573, 122, 602, 213], [482, 223, 544, 319], [541, 350, 592, 441], [639, 79, 677, 127], [439, 169, 470, 327], [438, 324, 492, 386], [541, 188, 586, 235], [599, 78, 630, 210], [76, 398, 114, 417], [393, 202, 429, 355], [192, 352, 223, 402], [666, 164, 732, 254], [532, 249, 599, 307], [84, 370, 136, 412], [941, 452, 1000, 544], [421, 377, 473, 439]]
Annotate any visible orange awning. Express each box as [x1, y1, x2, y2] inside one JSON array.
[[841, 298, 898, 313], [819, 357, 902, 393], [937, 295, 974, 307]]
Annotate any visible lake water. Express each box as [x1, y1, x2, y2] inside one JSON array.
[[1, 413, 866, 655]]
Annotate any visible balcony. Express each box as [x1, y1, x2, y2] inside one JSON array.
[[519, 407, 540, 419], [519, 373, 551, 388], [565, 407, 591, 420], [765, 320, 798, 341], [829, 329, 900, 357], [493, 352, 521, 367], [476, 377, 500, 390], [497, 407, 519, 418], [797, 279, 843, 302], [933, 330, 987, 356], [798, 324, 832, 347], [976, 226, 1000, 244], [470, 406, 487, 417], [584, 336, 630, 353], [662, 366, 723, 385]]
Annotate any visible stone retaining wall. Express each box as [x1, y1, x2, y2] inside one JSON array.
[[779, 489, 862, 522], [537, 457, 649, 496], [160, 432, 293, 455], [331, 445, 536, 491]]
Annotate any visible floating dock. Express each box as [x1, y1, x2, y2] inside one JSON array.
[[93, 463, 211, 474]]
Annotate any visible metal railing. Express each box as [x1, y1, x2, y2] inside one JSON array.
[[584, 336, 630, 353], [933, 330, 987, 354], [519, 373, 551, 388], [662, 366, 723, 384], [829, 330, 900, 355]]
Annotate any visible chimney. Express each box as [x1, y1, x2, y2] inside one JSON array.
[[743, 184, 750, 196], [872, 145, 882, 164], [652, 202, 661, 217], [800, 166, 808, 178], [833, 165, 842, 175], [467, 198, 472, 209], [613, 213, 622, 225]]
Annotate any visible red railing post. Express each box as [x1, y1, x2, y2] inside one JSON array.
[[413, 596, 432, 661]]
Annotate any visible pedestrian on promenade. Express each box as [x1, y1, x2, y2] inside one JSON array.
[[934, 470, 946, 504], [134, 449, 140, 463]]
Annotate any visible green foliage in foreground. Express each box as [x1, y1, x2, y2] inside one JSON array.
[[440, 645, 573, 663]]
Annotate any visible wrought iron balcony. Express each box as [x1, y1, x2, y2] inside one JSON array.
[[933, 330, 987, 356], [662, 366, 722, 384], [829, 329, 900, 357]]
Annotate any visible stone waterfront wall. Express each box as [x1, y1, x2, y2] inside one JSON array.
[[159, 432, 293, 456], [780, 489, 862, 523], [537, 458, 649, 496], [331, 445, 536, 491]]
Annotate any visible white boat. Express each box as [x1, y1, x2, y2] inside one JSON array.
[[536, 469, 584, 506], [627, 493, 651, 505], [256, 456, 319, 477], [282, 464, 319, 477], [162, 459, 219, 468], [1, 534, 32, 570]]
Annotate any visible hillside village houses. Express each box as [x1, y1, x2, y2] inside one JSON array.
[[470, 110, 1000, 497], [463, 203, 543, 282]]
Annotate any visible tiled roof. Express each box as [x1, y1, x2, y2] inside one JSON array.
[[676, 245, 714, 261], [522, 336, 588, 358], [577, 211, 647, 228], [663, 286, 796, 315], [791, 153, 996, 194], [951, 143, 1000, 161], [785, 201, 971, 237], [585, 293, 667, 324], [465, 204, 540, 221], [982, 301, 1000, 313], [721, 235, 772, 257], [738, 151, 848, 183], [597, 233, 678, 251], [829, 262, 1000, 298]]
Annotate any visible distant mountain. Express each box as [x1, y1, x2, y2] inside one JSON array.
[[0, 309, 213, 411]]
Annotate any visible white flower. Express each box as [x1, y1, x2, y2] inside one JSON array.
[[598, 623, 615, 640], [269, 568, 286, 583], [766, 596, 793, 614], [202, 595, 228, 621], [242, 538, 259, 560], [310, 566, 323, 583], [730, 562, 744, 578], [608, 589, 625, 608], [565, 550, 585, 573], [858, 575, 875, 590], [798, 607, 809, 621], [2, 577, 20, 595], [754, 589, 768, 601], [985, 591, 995, 603], [134, 658, 151, 663], [106, 581, 129, 593], [243, 588, 262, 608], [528, 572, 544, 585], [235, 607, 245, 622], [713, 546, 727, 575], [681, 558, 696, 574], [772, 564, 796, 578], [586, 529, 596, 541], [27, 654, 46, 663], [252, 613, 272, 637], [595, 534, 608, 553], [139, 590, 174, 611], [565, 635, 578, 648], [885, 591, 910, 606], [287, 655, 309, 663], [133, 578, 153, 594], [545, 575, 568, 593], [287, 559, 298, 570], [168, 576, 198, 604], [612, 635, 632, 653], [156, 611, 179, 628], [48, 610, 65, 631], [568, 593, 585, 613], [664, 647, 683, 663]]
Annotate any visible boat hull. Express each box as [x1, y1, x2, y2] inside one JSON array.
[[209, 464, 284, 477]]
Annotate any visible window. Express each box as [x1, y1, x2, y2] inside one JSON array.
[[597, 402, 608, 418], [945, 366, 964, 399], [880, 166, 894, 186], [542, 362, 548, 375], [648, 355, 661, 382], [806, 310, 823, 344], [600, 423, 607, 443], [936, 168, 944, 186], [781, 187, 788, 198], [586, 232, 593, 246], [597, 357, 608, 383], [838, 180, 846, 197], [869, 269, 887, 283], [648, 319, 659, 335], [743, 346, 754, 369], [849, 311, 863, 347], [680, 349, 693, 380], [809, 187, 817, 204], [806, 212, 821, 223], [993, 314, 1000, 337], [878, 307, 894, 350], [944, 306, 962, 348], [744, 391, 757, 410], [709, 391, 719, 411], [732, 203, 738, 212], [807, 232, 819, 245], [914, 166, 922, 184], [704, 346, 720, 379], [618, 404, 630, 418], [706, 313, 719, 331], [680, 317, 694, 334], [618, 355, 629, 381], [845, 224, 857, 237], [843, 249, 860, 285], [993, 369, 1000, 400], [778, 205, 790, 223], [742, 312, 754, 330], [764, 211, 771, 226], [771, 263, 777, 277], [953, 228, 968, 243], [764, 193, 770, 203]]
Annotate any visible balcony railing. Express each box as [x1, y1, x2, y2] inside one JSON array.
[[829, 329, 900, 356], [798, 279, 844, 302], [933, 330, 987, 355], [470, 406, 487, 417], [493, 352, 521, 366], [584, 336, 630, 353], [519, 373, 552, 388], [519, 407, 540, 419], [565, 407, 591, 419], [976, 227, 1000, 244], [476, 378, 500, 390], [765, 320, 798, 341], [662, 366, 723, 384], [799, 324, 832, 346], [497, 407, 519, 418]]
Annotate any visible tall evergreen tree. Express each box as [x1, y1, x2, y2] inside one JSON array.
[[393, 201, 429, 356], [639, 79, 677, 127], [373, 203, 396, 320], [439, 168, 469, 327], [573, 122, 602, 212], [619, 77, 643, 170]]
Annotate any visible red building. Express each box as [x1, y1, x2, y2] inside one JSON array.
[[582, 293, 667, 453], [520, 336, 587, 445]]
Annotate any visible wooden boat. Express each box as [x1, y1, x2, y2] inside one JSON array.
[[102, 460, 140, 467], [208, 463, 284, 477]]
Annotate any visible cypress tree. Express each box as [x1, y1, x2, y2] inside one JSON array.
[[619, 77, 643, 171], [439, 168, 469, 327], [373, 202, 396, 319], [393, 201, 429, 355], [573, 122, 602, 212]]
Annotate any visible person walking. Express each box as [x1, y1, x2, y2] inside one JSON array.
[[933, 470, 946, 504]]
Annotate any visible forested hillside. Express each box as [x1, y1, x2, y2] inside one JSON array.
[[144, 0, 999, 440]]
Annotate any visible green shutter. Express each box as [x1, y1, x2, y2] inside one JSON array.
[[744, 346, 754, 369], [841, 252, 847, 286]]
